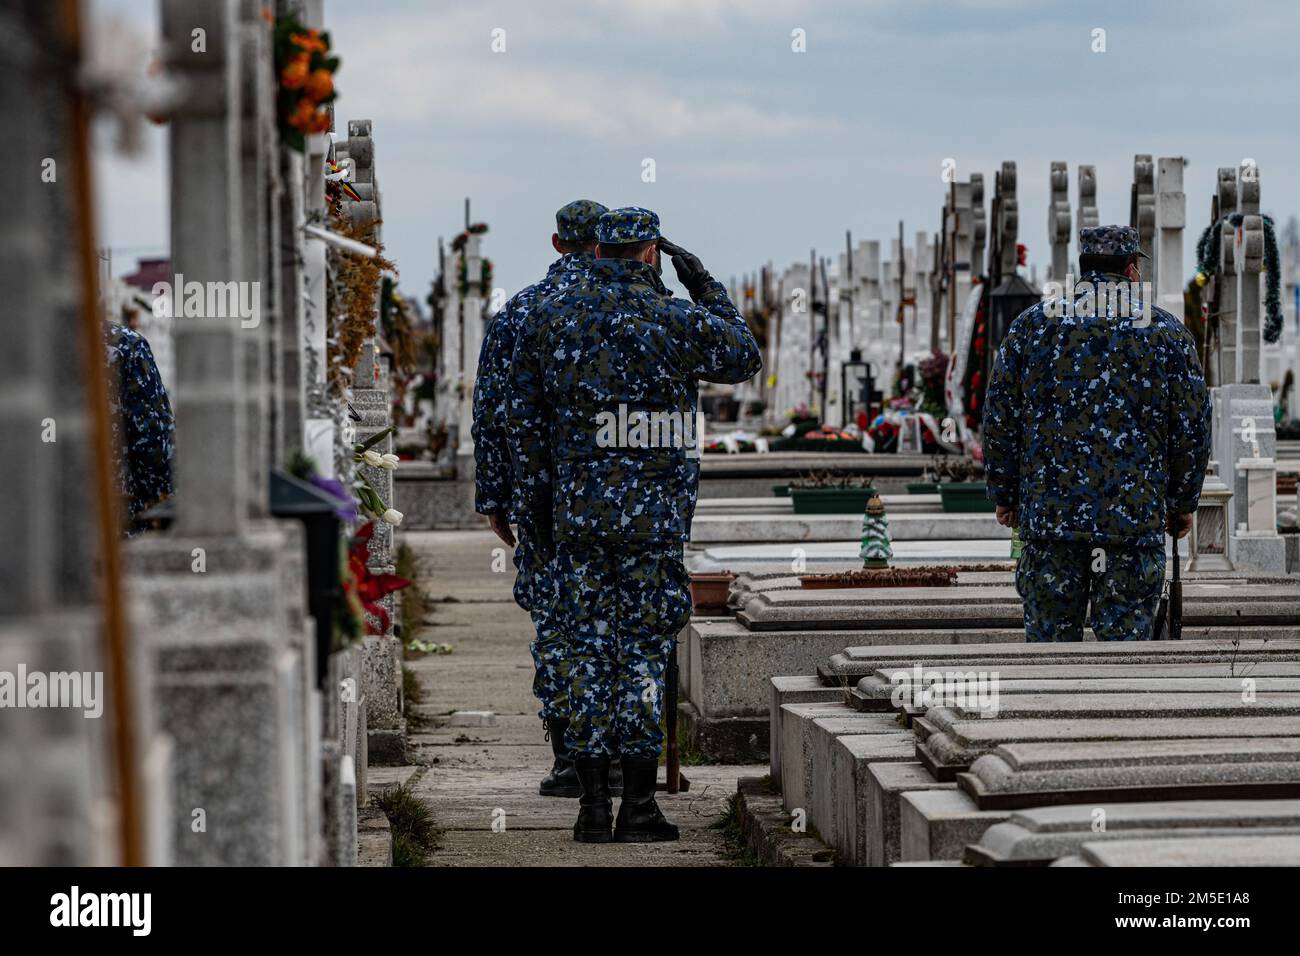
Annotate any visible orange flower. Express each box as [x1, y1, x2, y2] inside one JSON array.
[[290, 30, 327, 53], [281, 57, 309, 89], [307, 109, 332, 133], [305, 68, 333, 101], [287, 98, 316, 130]]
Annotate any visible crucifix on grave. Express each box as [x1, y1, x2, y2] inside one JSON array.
[[1047, 161, 1071, 283]]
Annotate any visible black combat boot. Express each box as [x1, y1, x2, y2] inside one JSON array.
[[608, 756, 624, 797], [613, 755, 679, 843], [573, 754, 614, 843], [539, 718, 581, 798]]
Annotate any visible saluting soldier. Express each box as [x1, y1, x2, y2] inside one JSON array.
[[509, 207, 761, 842]]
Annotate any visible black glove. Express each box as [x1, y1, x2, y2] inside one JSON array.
[[658, 238, 713, 299]]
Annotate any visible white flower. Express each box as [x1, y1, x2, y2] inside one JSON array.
[[381, 508, 404, 526], [380, 453, 400, 471], [362, 450, 383, 467]]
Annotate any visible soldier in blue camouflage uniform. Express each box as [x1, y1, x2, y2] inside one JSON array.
[[983, 225, 1211, 641], [472, 199, 607, 798], [509, 207, 761, 842], [105, 321, 175, 534]]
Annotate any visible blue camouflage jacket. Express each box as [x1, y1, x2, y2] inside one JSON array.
[[472, 252, 594, 519], [105, 322, 175, 527], [508, 258, 761, 542], [982, 271, 1211, 547]]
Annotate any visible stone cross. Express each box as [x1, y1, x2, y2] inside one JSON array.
[[456, 230, 487, 461], [1047, 161, 1071, 282], [944, 179, 975, 348], [1234, 162, 1263, 385], [996, 162, 1019, 279], [1131, 154, 1155, 284], [1216, 166, 1239, 384], [1077, 165, 1099, 230], [1154, 157, 1186, 318]]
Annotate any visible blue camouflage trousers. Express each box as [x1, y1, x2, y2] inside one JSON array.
[[552, 538, 693, 759], [512, 525, 568, 722], [1016, 539, 1166, 642]]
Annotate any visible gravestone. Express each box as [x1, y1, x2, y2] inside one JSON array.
[[128, 0, 315, 865]]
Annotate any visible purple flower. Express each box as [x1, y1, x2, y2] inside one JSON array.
[[309, 473, 360, 522]]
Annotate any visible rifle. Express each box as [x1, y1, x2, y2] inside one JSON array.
[[1153, 530, 1184, 640], [1169, 532, 1183, 640]]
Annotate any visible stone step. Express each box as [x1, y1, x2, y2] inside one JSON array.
[[960, 736, 1300, 810], [918, 715, 1300, 780], [967, 799, 1300, 866]]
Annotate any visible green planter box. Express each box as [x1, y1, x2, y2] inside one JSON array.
[[906, 482, 938, 495], [938, 481, 996, 513], [790, 487, 878, 514], [772, 485, 790, 497]]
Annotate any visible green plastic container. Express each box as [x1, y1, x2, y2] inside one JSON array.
[[938, 481, 996, 513], [906, 482, 939, 495], [790, 487, 878, 515]]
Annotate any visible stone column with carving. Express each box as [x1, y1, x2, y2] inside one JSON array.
[[1048, 161, 1071, 283]]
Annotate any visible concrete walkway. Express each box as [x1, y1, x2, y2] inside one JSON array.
[[398, 530, 764, 866]]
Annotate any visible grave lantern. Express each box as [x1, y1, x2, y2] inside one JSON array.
[[270, 469, 344, 689], [985, 274, 1040, 381], [1188, 462, 1233, 572], [841, 349, 878, 425]]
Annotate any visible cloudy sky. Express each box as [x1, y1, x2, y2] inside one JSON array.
[[93, 0, 1298, 304]]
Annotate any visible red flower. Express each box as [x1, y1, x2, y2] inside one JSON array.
[[347, 521, 412, 634]]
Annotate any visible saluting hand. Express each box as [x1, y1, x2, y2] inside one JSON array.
[[658, 238, 712, 298]]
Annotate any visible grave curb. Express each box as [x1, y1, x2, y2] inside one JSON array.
[[733, 776, 835, 866]]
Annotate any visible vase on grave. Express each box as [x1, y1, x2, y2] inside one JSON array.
[[860, 494, 892, 569]]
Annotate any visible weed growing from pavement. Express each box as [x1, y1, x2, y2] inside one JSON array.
[[375, 781, 440, 866], [713, 793, 760, 866]]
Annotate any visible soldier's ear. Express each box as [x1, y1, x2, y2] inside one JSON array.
[[552, 233, 563, 254]]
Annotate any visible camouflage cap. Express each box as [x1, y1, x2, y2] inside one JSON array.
[[1079, 224, 1149, 258], [596, 206, 661, 245], [555, 199, 609, 242]]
